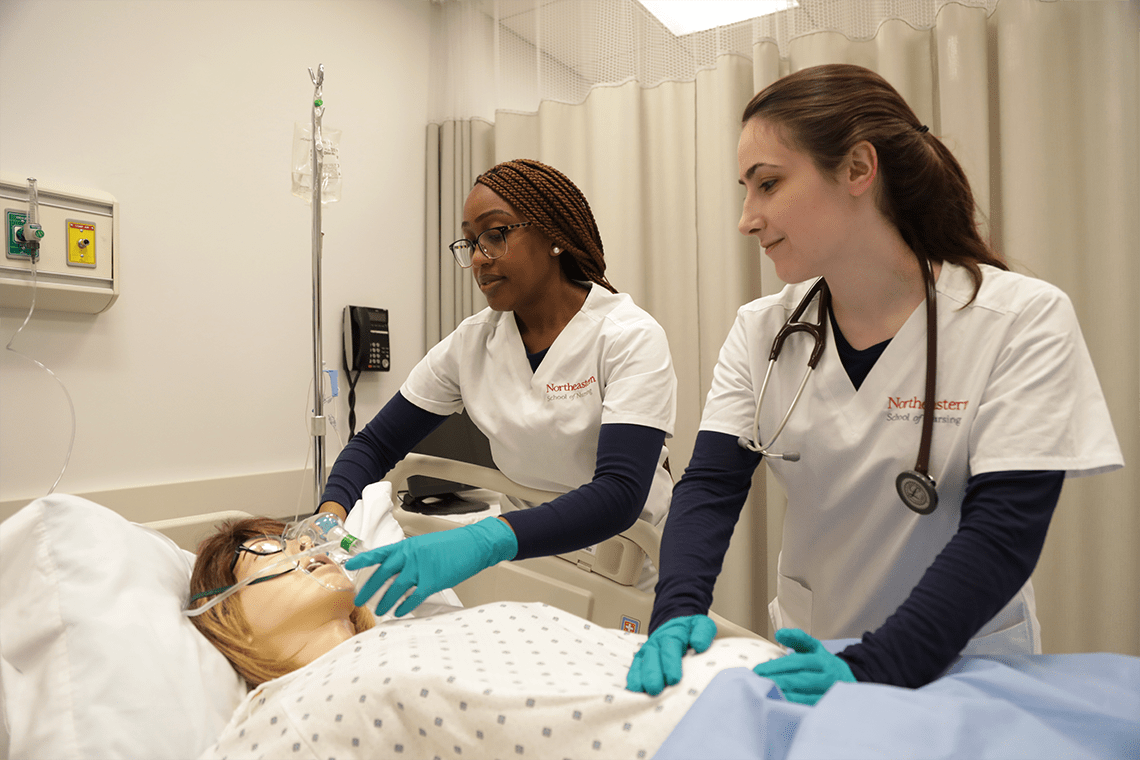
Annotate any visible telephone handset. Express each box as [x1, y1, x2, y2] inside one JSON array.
[[343, 306, 390, 372]]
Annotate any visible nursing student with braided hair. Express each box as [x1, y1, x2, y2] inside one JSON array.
[[319, 159, 677, 615]]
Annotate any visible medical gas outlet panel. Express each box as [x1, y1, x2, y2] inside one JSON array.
[[1, 173, 119, 314]]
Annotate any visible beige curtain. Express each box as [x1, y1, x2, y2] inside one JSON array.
[[426, 0, 1139, 656], [425, 119, 495, 345], [987, 0, 1139, 657]]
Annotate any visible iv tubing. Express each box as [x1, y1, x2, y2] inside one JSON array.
[[5, 184, 77, 495]]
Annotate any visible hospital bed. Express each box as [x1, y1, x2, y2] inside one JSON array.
[[2, 454, 1137, 760], [0, 454, 769, 760]]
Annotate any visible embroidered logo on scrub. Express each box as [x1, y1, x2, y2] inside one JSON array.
[[545, 375, 597, 402], [885, 396, 969, 427]]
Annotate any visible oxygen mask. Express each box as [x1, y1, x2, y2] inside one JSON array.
[[284, 512, 365, 573]]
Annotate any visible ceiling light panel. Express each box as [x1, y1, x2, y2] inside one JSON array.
[[637, 0, 797, 36]]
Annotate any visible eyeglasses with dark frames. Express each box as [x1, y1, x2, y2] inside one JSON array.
[[448, 222, 531, 268], [190, 536, 297, 603], [229, 535, 288, 574]]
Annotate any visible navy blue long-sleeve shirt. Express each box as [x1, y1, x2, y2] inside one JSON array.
[[649, 312, 1064, 687], [321, 391, 665, 561], [650, 430, 1062, 686]]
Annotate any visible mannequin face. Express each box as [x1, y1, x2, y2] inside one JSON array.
[[461, 183, 563, 313], [233, 537, 356, 640]]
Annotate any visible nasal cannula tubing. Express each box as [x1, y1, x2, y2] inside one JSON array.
[[183, 539, 349, 617]]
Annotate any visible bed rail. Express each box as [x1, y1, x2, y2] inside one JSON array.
[[384, 454, 758, 640], [386, 453, 661, 567]]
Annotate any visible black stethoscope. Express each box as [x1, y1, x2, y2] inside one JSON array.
[[737, 261, 939, 515]]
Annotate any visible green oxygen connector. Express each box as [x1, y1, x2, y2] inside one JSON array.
[[17, 223, 44, 255]]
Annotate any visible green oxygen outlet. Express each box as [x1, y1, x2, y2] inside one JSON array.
[[6, 209, 40, 261]]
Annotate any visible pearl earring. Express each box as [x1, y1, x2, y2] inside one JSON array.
[[553, 246, 561, 254]]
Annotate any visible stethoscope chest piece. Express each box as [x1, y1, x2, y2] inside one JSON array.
[[896, 470, 938, 515]]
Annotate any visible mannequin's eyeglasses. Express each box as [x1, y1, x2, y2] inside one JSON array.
[[448, 223, 531, 268], [229, 535, 288, 573], [191, 536, 296, 603]]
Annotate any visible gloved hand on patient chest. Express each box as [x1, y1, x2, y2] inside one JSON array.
[[752, 627, 856, 705], [346, 517, 517, 617], [625, 614, 718, 696]]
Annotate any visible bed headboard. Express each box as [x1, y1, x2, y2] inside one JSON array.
[[143, 510, 254, 552]]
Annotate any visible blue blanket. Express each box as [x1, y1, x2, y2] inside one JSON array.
[[654, 652, 1140, 760]]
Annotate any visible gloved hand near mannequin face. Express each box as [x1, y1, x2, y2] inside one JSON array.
[[346, 517, 517, 617]]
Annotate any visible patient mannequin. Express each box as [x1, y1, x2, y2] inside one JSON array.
[[191, 515, 788, 760], [188, 516, 374, 686]]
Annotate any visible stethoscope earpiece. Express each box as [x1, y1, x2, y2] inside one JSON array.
[[896, 470, 939, 515]]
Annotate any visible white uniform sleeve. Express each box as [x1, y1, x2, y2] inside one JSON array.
[[699, 306, 763, 440], [400, 329, 465, 417], [599, 317, 677, 436], [969, 285, 1122, 478]]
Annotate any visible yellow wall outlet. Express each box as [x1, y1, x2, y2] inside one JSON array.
[[67, 219, 96, 268]]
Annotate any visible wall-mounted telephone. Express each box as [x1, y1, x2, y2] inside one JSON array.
[[343, 306, 390, 372]]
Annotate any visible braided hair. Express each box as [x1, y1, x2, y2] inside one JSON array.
[[475, 159, 617, 293]]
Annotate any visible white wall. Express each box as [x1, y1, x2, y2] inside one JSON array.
[[0, 0, 431, 515]]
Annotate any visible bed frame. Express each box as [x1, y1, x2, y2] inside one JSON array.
[[145, 453, 759, 640]]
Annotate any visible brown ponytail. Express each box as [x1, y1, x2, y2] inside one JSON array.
[[742, 64, 1006, 300]]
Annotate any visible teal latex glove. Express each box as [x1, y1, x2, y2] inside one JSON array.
[[752, 628, 856, 705], [345, 517, 517, 617], [625, 614, 717, 696]]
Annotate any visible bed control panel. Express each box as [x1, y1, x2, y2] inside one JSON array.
[[556, 535, 645, 587]]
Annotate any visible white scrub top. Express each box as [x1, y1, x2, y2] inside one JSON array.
[[700, 263, 1123, 652], [401, 283, 677, 528]]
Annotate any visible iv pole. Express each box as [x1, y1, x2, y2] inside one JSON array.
[[308, 64, 327, 508]]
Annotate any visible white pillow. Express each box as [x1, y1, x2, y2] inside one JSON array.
[[0, 495, 246, 760]]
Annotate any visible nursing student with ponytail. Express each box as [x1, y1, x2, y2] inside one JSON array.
[[320, 159, 677, 615], [626, 65, 1122, 704]]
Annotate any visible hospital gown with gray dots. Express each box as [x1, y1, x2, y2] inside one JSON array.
[[200, 602, 783, 760]]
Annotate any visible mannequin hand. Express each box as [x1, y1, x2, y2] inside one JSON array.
[[625, 614, 717, 696], [346, 517, 517, 616], [752, 628, 856, 705]]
